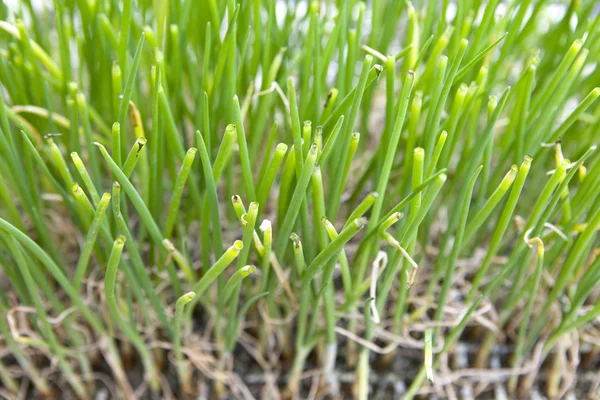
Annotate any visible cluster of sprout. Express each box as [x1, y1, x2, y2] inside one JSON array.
[[0, 0, 599, 399]]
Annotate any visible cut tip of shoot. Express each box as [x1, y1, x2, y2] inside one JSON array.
[[178, 292, 196, 305], [115, 235, 126, 247], [276, 143, 288, 152], [392, 212, 404, 222], [290, 232, 302, 248], [232, 240, 243, 251], [501, 165, 519, 188], [259, 220, 271, 231], [241, 265, 256, 276], [353, 217, 368, 229], [101, 193, 111, 201], [380, 212, 405, 233]]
